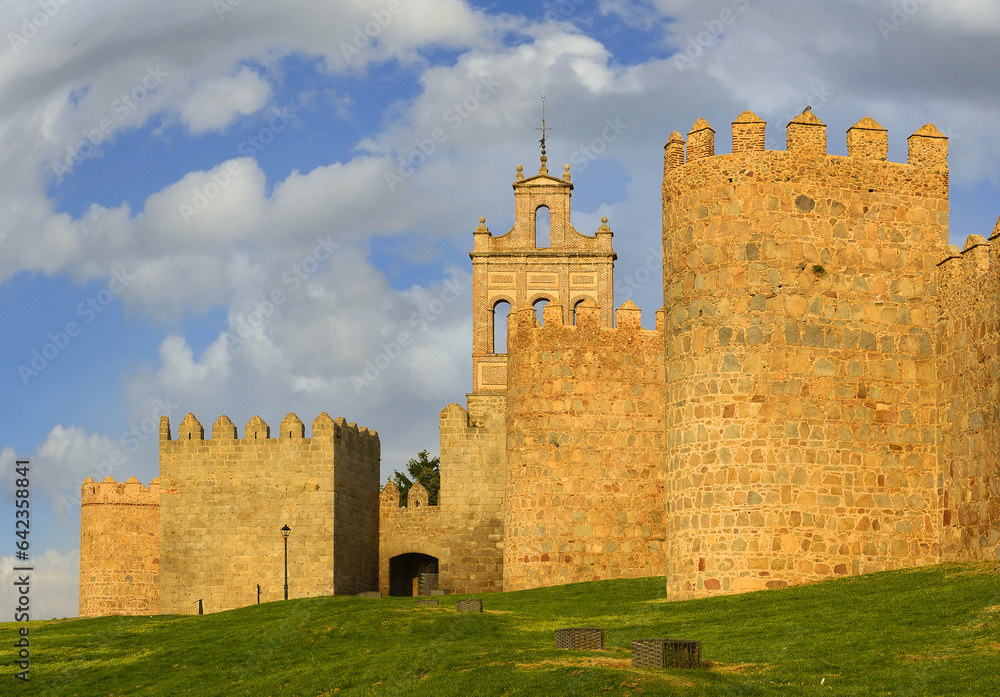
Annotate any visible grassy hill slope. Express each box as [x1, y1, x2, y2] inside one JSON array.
[[3, 563, 999, 695]]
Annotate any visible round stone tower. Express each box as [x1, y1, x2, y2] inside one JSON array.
[[662, 111, 950, 598]]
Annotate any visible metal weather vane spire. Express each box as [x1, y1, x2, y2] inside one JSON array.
[[535, 95, 552, 173]]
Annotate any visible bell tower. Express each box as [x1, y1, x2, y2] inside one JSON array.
[[469, 150, 617, 394]]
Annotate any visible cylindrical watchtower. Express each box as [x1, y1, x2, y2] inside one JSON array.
[[662, 110, 950, 598]]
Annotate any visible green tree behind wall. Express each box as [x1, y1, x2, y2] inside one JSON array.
[[392, 449, 440, 506]]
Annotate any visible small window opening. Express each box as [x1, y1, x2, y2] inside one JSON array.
[[493, 301, 511, 353], [535, 206, 551, 248]]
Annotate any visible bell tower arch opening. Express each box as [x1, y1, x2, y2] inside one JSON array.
[[535, 205, 551, 248], [493, 300, 511, 354]]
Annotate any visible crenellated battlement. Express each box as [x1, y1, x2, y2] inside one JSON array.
[[937, 221, 1000, 295], [664, 109, 947, 171], [508, 298, 665, 334], [81, 476, 160, 506], [379, 479, 435, 509], [159, 412, 379, 454]]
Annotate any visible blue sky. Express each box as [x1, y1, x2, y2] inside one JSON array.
[[1, 0, 999, 619]]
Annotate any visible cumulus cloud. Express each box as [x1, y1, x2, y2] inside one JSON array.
[[0, 426, 154, 523], [176, 67, 273, 134], [0, 549, 80, 620]]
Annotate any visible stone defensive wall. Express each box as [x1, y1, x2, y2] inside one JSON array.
[[661, 111, 949, 599], [937, 222, 1000, 563], [378, 479, 441, 595], [157, 412, 379, 614], [379, 395, 506, 595], [80, 476, 160, 617], [437, 394, 506, 593], [504, 299, 668, 591]]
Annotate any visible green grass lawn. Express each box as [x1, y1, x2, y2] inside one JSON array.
[[3, 563, 999, 696]]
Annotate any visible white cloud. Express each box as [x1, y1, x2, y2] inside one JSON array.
[[1, 430, 119, 515], [176, 67, 273, 133], [0, 549, 80, 620]]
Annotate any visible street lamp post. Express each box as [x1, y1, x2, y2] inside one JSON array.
[[281, 525, 291, 600]]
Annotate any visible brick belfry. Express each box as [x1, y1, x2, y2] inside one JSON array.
[[469, 145, 616, 394]]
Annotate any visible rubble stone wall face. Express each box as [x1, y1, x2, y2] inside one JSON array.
[[661, 114, 950, 598], [504, 302, 668, 591], [937, 228, 1000, 562], [79, 478, 160, 617]]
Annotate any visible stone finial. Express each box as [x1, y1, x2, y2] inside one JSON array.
[[686, 119, 715, 161], [539, 153, 548, 175], [475, 217, 489, 234], [178, 413, 204, 441], [515, 164, 524, 182], [732, 110, 766, 154], [212, 415, 237, 440], [787, 108, 826, 154], [846, 116, 888, 160], [575, 297, 601, 328], [615, 300, 642, 329], [664, 131, 685, 173], [563, 163, 571, 183], [907, 123, 948, 168], [245, 415, 269, 440]]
